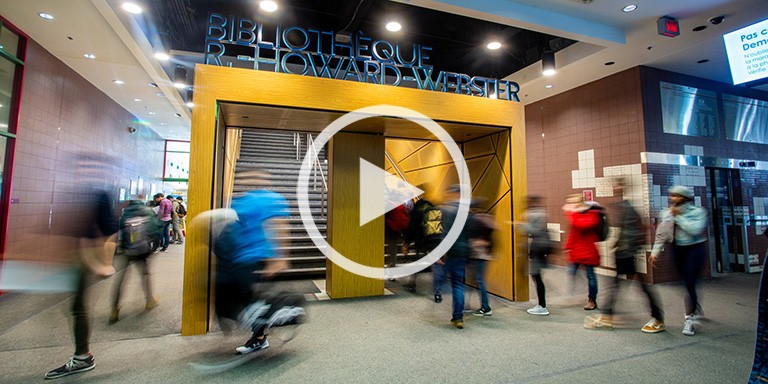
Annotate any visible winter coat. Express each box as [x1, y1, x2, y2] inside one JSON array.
[[564, 207, 602, 266]]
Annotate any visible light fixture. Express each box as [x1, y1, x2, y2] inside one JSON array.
[[148, 82, 158, 88], [121, 2, 143, 14], [697, 59, 710, 64], [622, 5, 637, 12], [154, 52, 170, 61], [544, 84, 554, 89], [173, 66, 187, 89], [148, 112, 156, 115], [489, 93, 498, 99], [155, 92, 164, 97], [541, 52, 556, 76], [186, 102, 194, 108], [133, 98, 142, 102], [386, 21, 402, 32], [604, 61, 615, 66], [692, 25, 707, 32], [83, 53, 96, 59], [0, 123, 8, 128], [113, 80, 125, 85], [486, 41, 502, 50], [259, 1, 278, 13], [38, 12, 54, 20]]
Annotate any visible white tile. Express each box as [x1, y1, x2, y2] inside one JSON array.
[[630, 164, 641, 175]]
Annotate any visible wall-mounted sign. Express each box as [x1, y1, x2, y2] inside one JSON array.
[[205, 13, 520, 102], [657, 16, 680, 37]]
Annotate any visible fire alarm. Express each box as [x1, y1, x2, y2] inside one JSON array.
[[658, 16, 680, 37]]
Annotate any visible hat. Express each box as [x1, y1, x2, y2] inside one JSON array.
[[668, 185, 693, 199]]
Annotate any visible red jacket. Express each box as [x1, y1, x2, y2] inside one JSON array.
[[385, 205, 410, 232], [564, 208, 601, 266]]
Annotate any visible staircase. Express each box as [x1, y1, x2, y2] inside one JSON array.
[[233, 129, 328, 276]]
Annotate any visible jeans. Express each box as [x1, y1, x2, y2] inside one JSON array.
[[73, 267, 96, 355], [111, 254, 153, 310], [433, 262, 445, 296], [445, 258, 466, 321], [570, 263, 597, 300], [603, 271, 663, 322], [532, 274, 546, 308], [160, 220, 172, 249], [474, 259, 490, 310], [673, 242, 706, 315]]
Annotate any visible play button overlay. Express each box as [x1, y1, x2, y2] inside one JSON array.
[[297, 105, 471, 280], [359, 158, 424, 227]]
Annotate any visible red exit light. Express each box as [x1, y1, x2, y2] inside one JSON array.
[[658, 16, 680, 37]]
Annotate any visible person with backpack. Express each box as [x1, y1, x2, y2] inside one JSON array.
[[439, 184, 472, 329], [585, 178, 663, 332], [402, 190, 444, 299], [563, 194, 603, 311], [109, 197, 162, 324], [649, 185, 707, 336], [522, 195, 553, 316]]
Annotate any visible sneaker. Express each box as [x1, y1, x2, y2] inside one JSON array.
[[434, 294, 442, 303], [584, 315, 613, 330], [641, 318, 666, 333], [472, 308, 493, 317], [45, 354, 95, 379], [235, 336, 269, 355], [450, 318, 464, 329], [527, 305, 549, 316], [584, 299, 597, 311], [145, 296, 160, 310], [108, 309, 119, 324], [682, 315, 695, 336], [175, 240, 184, 244], [160, 247, 168, 252]]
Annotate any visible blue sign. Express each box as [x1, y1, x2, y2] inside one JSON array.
[[204, 13, 520, 102]]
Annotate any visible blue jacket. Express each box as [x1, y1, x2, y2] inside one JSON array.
[[651, 202, 707, 256]]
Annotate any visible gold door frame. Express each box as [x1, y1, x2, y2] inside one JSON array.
[[182, 64, 527, 335]]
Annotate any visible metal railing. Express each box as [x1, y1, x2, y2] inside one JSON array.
[[293, 132, 301, 160], [384, 150, 419, 199], [306, 133, 328, 219]]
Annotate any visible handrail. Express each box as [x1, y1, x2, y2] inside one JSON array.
[[306, 134, 328, 219], [293, 132, 300, 160], [384, 150, 419, 199]]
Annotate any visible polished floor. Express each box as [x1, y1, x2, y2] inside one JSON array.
[[0, 243, 761, 383]]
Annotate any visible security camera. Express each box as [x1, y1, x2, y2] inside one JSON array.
[[709, 16, 725, 25], [127, 126, 137, 134]]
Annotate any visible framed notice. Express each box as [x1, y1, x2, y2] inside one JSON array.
[[583, 189, 594, 202]]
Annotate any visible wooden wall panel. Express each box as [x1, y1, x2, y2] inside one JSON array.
[[327, 132, 385, 298], [185, 65, 525, 334]]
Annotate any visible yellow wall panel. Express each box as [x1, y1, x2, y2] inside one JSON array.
[[463, 135, 496, 158]]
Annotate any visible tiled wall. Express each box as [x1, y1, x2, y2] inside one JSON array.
[[525, 67, 650, 275], [5, 40, 164, 263]]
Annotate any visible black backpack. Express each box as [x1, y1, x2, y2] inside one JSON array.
[[408, 199, 443, 250], [122, 215, 152, 257], [176, 203, 187, 217], [595, 207, 609, 242]]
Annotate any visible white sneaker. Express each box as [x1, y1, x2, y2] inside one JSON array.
[[527, 305, 549, 316], [682, 315, 695, 336]]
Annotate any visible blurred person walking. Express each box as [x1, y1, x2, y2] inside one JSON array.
[[109, 197, 162, 324], [177, 196, 188, 238], [439, 185, 472, 329], [155, 193, 173, 251], [563, 194, 603, 311], [402, 189, 444, 298], [585, 178, 664, 332], [211, 171, 305, 354], [523, 196, 553, 316], [45, 153, 119, 380], [649, 185, 707, 336], [170, 195, 184, 244], [749, 228, 768, 383], [468, 199, 496, 317]]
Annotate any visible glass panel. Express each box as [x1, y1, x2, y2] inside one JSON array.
[[660, 81, 719, 138], [0, 136, 6, 202], [0, 25, 20, 59], [164, 151, 190, 179], [0, 57, 16, 133], [166, 141, 190, 152], [723, 94, 768, 144]]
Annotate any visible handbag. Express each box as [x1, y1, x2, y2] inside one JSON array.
[[79, 234, 118, 276]]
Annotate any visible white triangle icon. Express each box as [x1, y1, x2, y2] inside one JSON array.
[[359, 158, 424, 227]]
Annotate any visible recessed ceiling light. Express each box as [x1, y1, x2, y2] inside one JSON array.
[[148, 112, 156, 115], [113, 80, 125, 85], [186, 102, 194, 108], [486, 41, 502, 50], [604, 61, 615, 66], [154, 52, 170, 61], [697, 59, 710, 64], [133, 98, 142, 102], [175, 113, 182, 117], [173, 82, 187, 89], [622, 5, 637, 12], [83, 53, 96, 59], [542, 69, 556, 76], [692, 25, 707, 32], [155, 92, 164, 97], [121, 2, 143, 14], [544, 84, 554, 89], [38, 12, 54, 20], [148, 82, 158, 88], [386, 22, 402, 32], [259, 1, 278, 13]]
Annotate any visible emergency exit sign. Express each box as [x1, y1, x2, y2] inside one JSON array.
[[658, 16, 680, 37]]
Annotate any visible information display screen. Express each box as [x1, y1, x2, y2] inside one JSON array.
[[723, 94, 768, 144], [660, 82, 719, 137], [723, 18, 768, 85]]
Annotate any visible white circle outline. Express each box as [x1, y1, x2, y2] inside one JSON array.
[[297, 105, 471, 280]]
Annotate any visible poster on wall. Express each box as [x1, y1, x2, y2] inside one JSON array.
[[583, 189, 594, 202], [660, 82, 719, 138]]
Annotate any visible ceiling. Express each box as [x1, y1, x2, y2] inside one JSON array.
[[0, 0, 766, 140]]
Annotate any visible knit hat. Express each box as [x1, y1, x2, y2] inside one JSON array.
[[668, 185, 693, 199]]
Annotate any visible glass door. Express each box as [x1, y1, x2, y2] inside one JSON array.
[[707, 167, 744, 273]]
